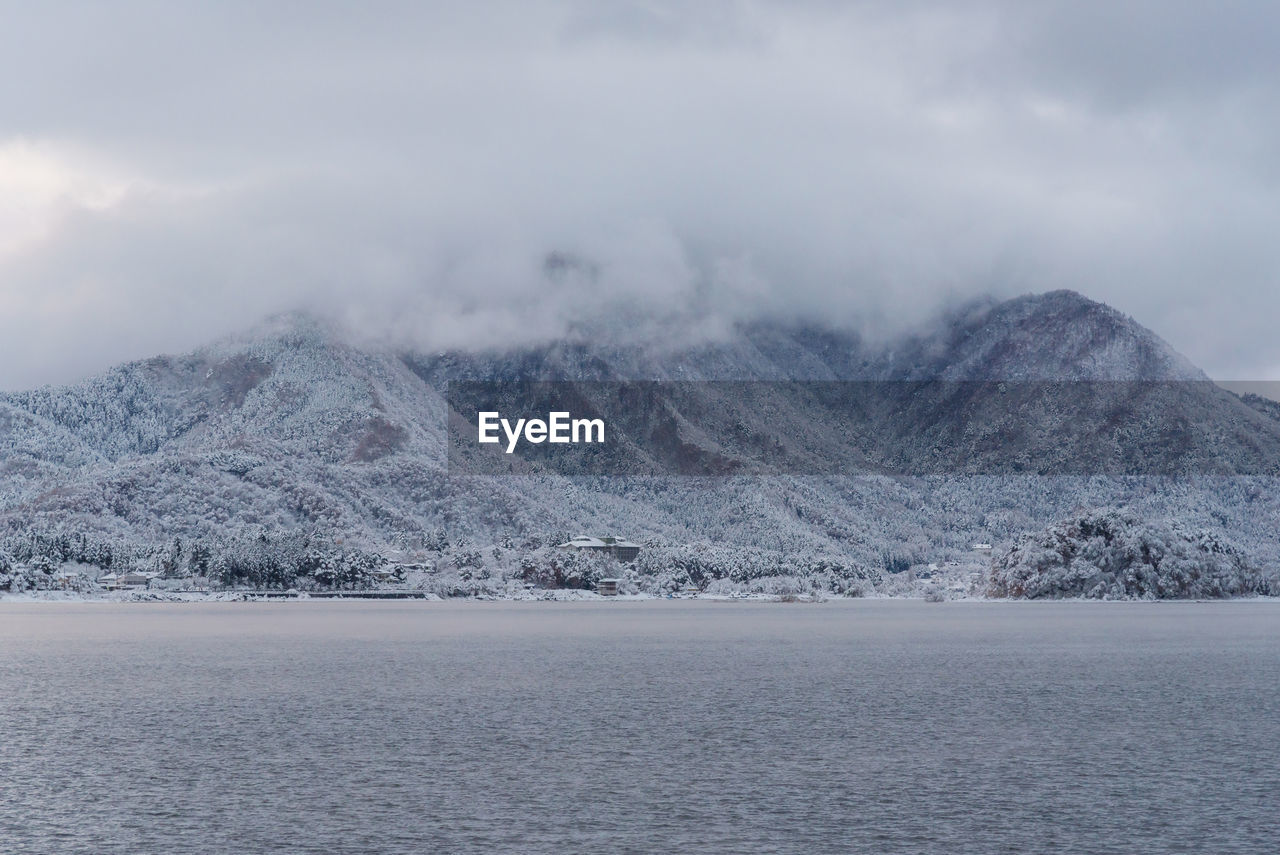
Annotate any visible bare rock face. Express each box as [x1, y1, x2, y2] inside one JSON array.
[[205, 355, 274, 409]]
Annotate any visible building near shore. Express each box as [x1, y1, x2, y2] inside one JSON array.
[[116, 571, 157, 589], [558, 535, 642, 563]]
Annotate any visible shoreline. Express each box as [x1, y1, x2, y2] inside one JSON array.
[[3, 590, 1278, 605]]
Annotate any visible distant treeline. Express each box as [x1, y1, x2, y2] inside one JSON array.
[[0, 529, 388, 592]]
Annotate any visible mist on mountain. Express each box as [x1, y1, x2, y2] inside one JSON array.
[[2, 289, 1278, 598]]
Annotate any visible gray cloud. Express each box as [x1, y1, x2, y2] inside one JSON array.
[[2, 1, 1280, 388]]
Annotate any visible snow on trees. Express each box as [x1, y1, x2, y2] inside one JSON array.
[[986, 508, 1272, 599]]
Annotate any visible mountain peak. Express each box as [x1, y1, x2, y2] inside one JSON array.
[[873, 289, 1206, 381]]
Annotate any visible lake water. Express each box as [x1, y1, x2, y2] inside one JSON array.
[[1, 600, 1277, 854]]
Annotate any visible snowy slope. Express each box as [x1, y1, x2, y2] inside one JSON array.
[[2, 290, 1279, 581]]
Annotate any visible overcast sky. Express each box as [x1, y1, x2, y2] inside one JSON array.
[[2, 0, 1278, 388]]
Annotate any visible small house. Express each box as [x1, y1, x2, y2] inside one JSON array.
[[596, 578, 620, 596], [117, 571, 156, 589], [54, 570, 84, 591]]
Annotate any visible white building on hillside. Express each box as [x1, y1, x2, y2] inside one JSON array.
[[558, 535, 642, 563]]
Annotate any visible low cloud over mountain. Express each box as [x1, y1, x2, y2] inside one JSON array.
[[3, 291, 1279, 590], [4, 2, 1280, 387]]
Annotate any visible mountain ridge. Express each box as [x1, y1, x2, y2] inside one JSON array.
[[2, 290, 1278, 586]]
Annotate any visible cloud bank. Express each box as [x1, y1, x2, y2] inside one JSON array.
[[2, 1, 1279, 388]]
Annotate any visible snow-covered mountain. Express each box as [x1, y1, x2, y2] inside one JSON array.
[[2, 289, 1279, 589], [430, 289, 1276, 477]]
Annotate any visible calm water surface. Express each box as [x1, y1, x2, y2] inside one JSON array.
[[1, 600, 1277, 854]]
